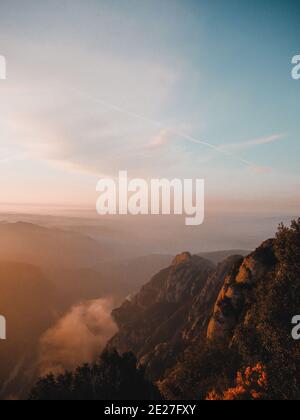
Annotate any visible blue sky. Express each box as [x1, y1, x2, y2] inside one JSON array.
[[0, 0, 299, 212]]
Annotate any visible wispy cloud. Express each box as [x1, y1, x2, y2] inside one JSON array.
[[148, 130, 286, 174], [250, 165, 273, 174], [0, 38, 286, 179], [0, 40, 178, 176], [147, 128, 261, 171], [221, 134, 286, 152], [150, 128, 174, 148]]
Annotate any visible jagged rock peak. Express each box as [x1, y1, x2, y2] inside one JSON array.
[[207, 239, 277, 342], [172, 252, 192, 267]]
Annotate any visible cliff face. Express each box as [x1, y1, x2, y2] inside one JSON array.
[[207, 239, 277, 342], [109, 252, 244, 379], [109, 254, 216, 379], [183, 254, 243, 343], [109, 240, 280, 383]]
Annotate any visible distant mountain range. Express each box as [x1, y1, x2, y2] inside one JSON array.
[[198, 250, 251, 264]]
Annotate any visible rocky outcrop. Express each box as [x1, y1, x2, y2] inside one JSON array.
[[108, 241, 279, 382], [183, 254, 243, 342], [207, 239, 277, 342], [171, 252, 192, 267], [109, 251, 245, 380]]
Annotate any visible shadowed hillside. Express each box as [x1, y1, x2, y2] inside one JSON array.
[[0, 222, 114, 269], [106, 219, 300, 400], [0, 262, 56, 399]]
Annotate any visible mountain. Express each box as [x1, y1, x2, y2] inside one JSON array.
[[198, 250, 251, 265], [27, 218, 300, 400], [109, 246, 276, 377], [207, 239, 276, 342], [0, 222, 114, 269], [108, 219, 300, 400], [0, 222, 173, 305], [0, 222, 174, 399], [55, 224, 149, 260], [108, 251, 239, 381], [0, 262, 57, 399]]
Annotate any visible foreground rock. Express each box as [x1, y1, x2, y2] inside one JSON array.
[[207, 240, 277, 342]]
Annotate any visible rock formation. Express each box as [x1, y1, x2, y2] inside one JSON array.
[[207, 239, 277, 342], [109, 251, 245, 380]]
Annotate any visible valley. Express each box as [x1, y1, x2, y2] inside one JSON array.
[[0, 212, 299, 400]]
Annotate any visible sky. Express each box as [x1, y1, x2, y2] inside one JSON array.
[[0, 0, 299, 213]]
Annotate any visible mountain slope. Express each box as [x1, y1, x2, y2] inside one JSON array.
[[0, 262, 56, 399], [108, 220, 300, 399], [109, 246, 273, 382], [0, 222, 114, 269], [109, 253, 217, 379], [207, 239, 276, 342]]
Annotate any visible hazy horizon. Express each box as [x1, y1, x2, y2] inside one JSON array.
[[0, 208, 297, 255]]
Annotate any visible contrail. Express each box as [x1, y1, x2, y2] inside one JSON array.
[[63, 85, 259, 170]]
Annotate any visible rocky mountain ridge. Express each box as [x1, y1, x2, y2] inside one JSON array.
[[29, 219, 300, 400], [109, 239, 280, 383]]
